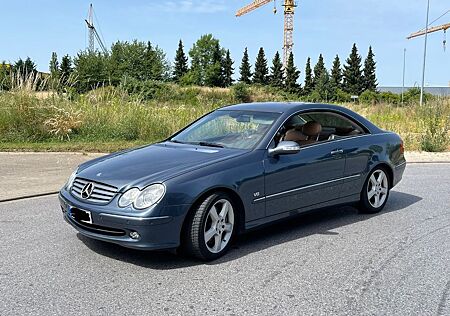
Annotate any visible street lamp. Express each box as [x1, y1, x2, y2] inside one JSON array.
[[420, 0, 430, 106]]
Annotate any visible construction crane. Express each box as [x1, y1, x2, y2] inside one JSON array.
[[407, 22, 450, 50], [236, 0, 298, 67], [85, 4, 108, 54]]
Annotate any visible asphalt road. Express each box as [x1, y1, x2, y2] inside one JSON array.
[[1, 164, 449, 316]]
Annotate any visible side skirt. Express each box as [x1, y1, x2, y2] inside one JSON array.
[[244, 194, 361, 231]]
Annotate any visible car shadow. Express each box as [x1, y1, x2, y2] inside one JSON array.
[[78, 190, 422, 269]]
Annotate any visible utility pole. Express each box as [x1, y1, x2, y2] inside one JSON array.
[[402, 48, 406, 104], [420, 0, 430, 106]]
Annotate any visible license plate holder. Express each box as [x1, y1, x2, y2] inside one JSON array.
[[71, 208, 93, 225]]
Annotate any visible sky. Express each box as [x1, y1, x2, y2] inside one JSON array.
[[1, 0, 449, 87]]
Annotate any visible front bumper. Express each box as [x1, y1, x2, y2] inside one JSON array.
[[59, 191, 188, 250]]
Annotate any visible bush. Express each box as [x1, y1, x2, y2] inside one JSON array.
[[420, 103, 449, 152], [379, 91, 400, 105], [403, 87, 433, 105], [232, 83, 251, 103], [120, 78, 172, 100], [360, 90, 379, 105], [334, 89, 351, 103]]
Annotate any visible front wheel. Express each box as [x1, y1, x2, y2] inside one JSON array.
[[185, 192, 236, 261], [358, 167, 390, 214]]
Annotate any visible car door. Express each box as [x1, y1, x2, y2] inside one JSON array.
[[263, 140, 346, 217]]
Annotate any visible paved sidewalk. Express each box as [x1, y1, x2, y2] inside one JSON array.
[[0, 151, 448, 201], [0, 152, 104, 201]]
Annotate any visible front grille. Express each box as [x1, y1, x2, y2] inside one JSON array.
[[71, 177, 118, 204]]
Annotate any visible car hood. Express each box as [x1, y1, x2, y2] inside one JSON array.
[[77, 142, 246, 190]]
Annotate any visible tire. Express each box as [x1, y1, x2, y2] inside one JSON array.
[[185, 192, 236, 261], [358, 167, 390, 214]]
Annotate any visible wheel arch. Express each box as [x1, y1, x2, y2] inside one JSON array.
[[180, 187, 246, 246], [370, 162, 394, 188]]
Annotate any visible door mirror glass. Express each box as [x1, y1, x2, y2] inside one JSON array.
[[268, 141, 301, 156]]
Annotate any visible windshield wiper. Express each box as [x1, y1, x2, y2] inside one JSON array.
[[197, 142, 224, 148]]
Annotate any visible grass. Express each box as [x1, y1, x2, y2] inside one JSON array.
[[0, 84, 449, 152]]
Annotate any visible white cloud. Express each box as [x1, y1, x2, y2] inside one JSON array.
[[150, 0, 228, 14]]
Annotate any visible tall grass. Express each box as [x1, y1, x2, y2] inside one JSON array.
[[0, 78, 448, 152]]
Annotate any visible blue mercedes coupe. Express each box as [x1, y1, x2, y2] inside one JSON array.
[[59, 102, 406, 260]]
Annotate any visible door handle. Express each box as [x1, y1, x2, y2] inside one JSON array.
[[330, 149, 344, 155]]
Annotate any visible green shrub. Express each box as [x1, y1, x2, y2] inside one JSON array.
[[232, 83, 251, 103], [420, 103, 449, 152], [334, 89, 351, 103], [360, 90, 379, 105], [120, 78, 171, 100], [379, 91, 400, 105]]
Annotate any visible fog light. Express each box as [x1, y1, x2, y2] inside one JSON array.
[[129, 231, 140, 240]]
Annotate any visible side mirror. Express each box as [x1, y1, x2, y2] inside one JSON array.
[[268, 141, 301, 157]]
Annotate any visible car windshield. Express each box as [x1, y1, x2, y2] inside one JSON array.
[[170, 110, 280, 149]]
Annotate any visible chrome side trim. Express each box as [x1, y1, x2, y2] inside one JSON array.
[[395, 161, 407, 168], [253, 174, 361, 202]]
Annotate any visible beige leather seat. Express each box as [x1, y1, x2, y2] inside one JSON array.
[[297, 121, 322, 146], [284, 128, 307, 143]]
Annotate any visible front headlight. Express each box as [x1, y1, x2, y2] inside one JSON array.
[[65, 168, 78, 190], [118, 184, 165, 210]]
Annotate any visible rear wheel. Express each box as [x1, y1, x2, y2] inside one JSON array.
[[185, 192, 235, 261], [359, 167, 390, 214]]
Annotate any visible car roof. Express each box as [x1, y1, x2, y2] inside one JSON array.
[[219, 102, 350, 114]]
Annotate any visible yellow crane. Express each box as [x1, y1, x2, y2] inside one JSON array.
[[236, 0, 298, 67], [407, 22, 449, 50]]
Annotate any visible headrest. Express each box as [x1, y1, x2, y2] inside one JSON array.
[[302, 121, 322, 137]]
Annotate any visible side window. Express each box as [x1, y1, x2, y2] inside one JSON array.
[[280, 111, 366, 146]]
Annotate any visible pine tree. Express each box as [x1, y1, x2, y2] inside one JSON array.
[[362, 46, 377, 92], [253, 47, 269, 84], [222, 49, 234, 87], [206, 42, 225, 87], [313, 71, 334, 102], [303, 57, 313, 95], [284, 52, 300, 93], [269, 51, 284, 87], [49, 52, 59, 77], [239, 48, 252, 84], [330, 54, 342, 88], [313, 54, 326, 89], [173, 40, 188, 82], [60, 55, 73, 85], [343, 43, 364, 95]]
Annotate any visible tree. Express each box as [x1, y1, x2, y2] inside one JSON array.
[[188, 34, 225, 86], [312, 71, 334, 102], [222, 49, 234, 87], [14, 57, 37, 80], [109, 40, 169, 84], [49, 52, 59, 77], [269, 51, 284, 87], [303, 57, 313, 95], [239, 47, 252, 84], [205, 41, 225, 87], [284, 52, 300, 93], [330, 54, 342, 88], [253, 47, 269, 84], [73, 51, 110, 92], [313, 54, 326, 89], [363, 46, 377, 92], [343, 43, 364, 95], [0, 62, 12, 91], [60, 55, 73, 85], [173, 40, 189, 82]]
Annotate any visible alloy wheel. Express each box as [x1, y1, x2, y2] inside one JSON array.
[[367, 169, 389, 208], [203, 199, 234, 254]]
